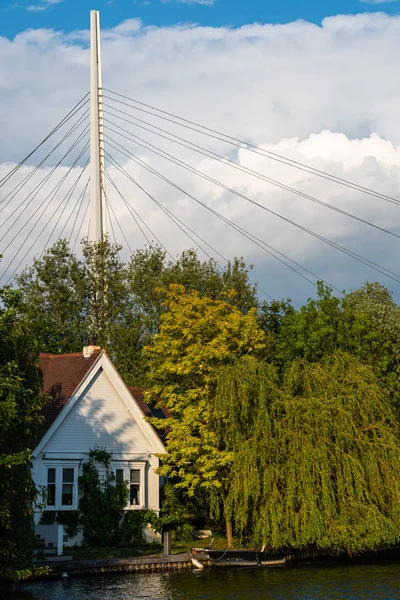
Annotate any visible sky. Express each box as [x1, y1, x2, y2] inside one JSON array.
[[2, 0, 400, 37], [1, 1, 400, 304]]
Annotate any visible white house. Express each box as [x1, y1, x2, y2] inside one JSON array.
[[31, 344, 167, 550]]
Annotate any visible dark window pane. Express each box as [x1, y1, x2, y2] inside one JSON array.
[[62, 468, 74, 483], [116, 469, 124, 484], [129, 484, 140, 506], [62, 484, 73, 506], [130, 470, 140, 484], [47, 468, 56, 484], [47, 484, 56, 506]]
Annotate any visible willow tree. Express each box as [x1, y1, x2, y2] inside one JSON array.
[[217, 352, 400, 553], [145, 284, 267, 547]]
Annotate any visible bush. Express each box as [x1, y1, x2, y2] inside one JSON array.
[[79, 448, 158, 547]]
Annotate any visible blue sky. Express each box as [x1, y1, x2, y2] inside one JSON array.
[[2, 0, 400, 301], [1, 0, 400, 37]]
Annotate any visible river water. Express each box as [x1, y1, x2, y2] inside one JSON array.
[[2, 562, 400, 600]]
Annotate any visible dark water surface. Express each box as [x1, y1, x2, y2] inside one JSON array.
[[3, 562, 400, 600]]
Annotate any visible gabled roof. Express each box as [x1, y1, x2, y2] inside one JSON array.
[[129, 386, 172, 420], [36, 350, 167, 455], [38, 350, 102, 440], [129, 386, 171, 443]]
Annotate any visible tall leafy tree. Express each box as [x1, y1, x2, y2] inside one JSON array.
[[145, 284, 266, 547], [11, 242, 259, 385], [343, 282, 400, 395], [271, 282, 400, 400], [0, 286, 45, 580], [217, 353, 400, 552], [14, 239, 87, 354], [128, 247, 258, 342]]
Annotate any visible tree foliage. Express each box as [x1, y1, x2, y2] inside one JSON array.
[[7, 230, 400, 557], [0, 285, 45, 580], [78, 449, 129, 546], [217, 353, 400, 552], [78, 449, 157, 547], [145, 285, 266, 544], [268, 282, 400, 399], [11, 241, 258, 386], [14, 239, 87, 354]]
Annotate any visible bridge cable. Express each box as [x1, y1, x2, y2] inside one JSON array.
[[104, 168, 175, 262], [0, 128, 89, 250], [105, 151, 333, 293], [1, 142, 89, 282], [103, 108, 400, 239], [0, 110, 89, 213], [40, 159, 90, 258], [102, 88, 400, 207], [0, 123, 89, 239], [104, 135, 400, 285], [72, 193, 90, 253], [103, 116, 400, 242], [106, 159, 223, 266], [0, 93, 89, 189], [103, 189, 133, 255], [68, 178, 90, 246]]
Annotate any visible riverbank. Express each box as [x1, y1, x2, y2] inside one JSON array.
[[34, 552, 212, 579], [20, 543, 400, 583]]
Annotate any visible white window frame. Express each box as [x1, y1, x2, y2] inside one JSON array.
[[42, 461, 80, 511], [112, 461, 146, 510]]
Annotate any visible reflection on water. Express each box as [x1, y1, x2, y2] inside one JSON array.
[[2, 562, 400, 600]]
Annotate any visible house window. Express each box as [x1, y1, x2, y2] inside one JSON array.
[[47, 468, 56, 506], [44, 464, 78, 510], [113, 463, 145, 509], [129, 470, 141, 506], [61, 468, 74, 506]]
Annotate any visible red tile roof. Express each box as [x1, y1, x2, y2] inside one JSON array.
[[129, 386, 172, 420], [38, 350, 102, 440]]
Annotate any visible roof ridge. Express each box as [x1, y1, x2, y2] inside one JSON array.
[[39, 349, 103, 359]]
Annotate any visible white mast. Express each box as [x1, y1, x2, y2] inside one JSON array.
[[89, 9, 106, 242]]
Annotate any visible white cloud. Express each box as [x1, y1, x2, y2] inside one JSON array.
[[27, 0, 62, 13], [360, 0, 396, 4], [2, 13, 400, 302], [161, 0, 215, 5]]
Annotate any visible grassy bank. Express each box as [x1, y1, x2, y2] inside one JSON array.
[[66, 535, 233, 561]]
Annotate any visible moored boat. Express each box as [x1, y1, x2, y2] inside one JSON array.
[[200, 549, 286, 567]]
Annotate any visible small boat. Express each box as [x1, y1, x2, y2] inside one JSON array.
[[202, 549, 286, 568]]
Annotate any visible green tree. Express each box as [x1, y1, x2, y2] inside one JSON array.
[[0, 286, 45, 580], [218, 353, 400, 553], [273, 282, 400, 399], [14, 239, 87, 354], [11, 242, 259, 386], [343, 282, 400, 395], [128, 247, 258, 342], [145, 284, 266, 547]]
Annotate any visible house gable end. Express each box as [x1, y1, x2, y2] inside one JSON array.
[[39, 368, 153, 455], [33, 352, 165, 457]]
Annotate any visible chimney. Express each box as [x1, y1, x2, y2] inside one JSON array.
[[83, 338, 101, 358]]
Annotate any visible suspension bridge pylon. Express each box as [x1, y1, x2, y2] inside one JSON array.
[[89, 9, 106, 243]]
